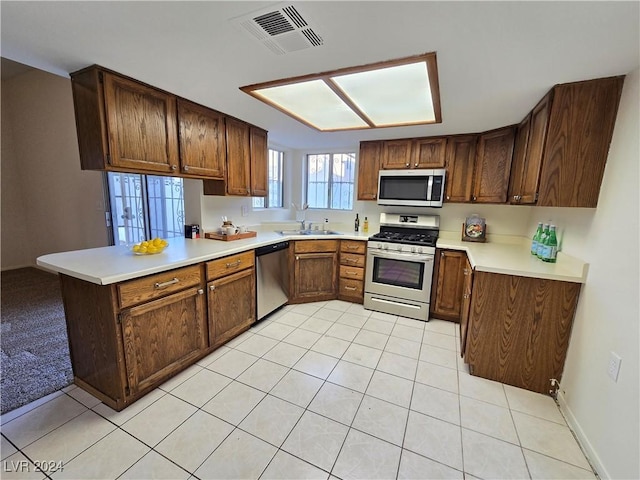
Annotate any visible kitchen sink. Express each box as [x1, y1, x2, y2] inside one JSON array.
[[276, 229, 342, 236]]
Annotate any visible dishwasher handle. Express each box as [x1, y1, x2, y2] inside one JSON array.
[[255, 241, 289, 257]]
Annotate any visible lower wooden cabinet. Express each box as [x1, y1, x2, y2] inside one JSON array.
[[459, 257, 473, 357], [206, 251, 256, 348], [338, 240, 366, 303], [464, 271, 581, 394], [430, 249, 467, 322], [290, 240, 338, 303], [60, 265, 209, 411], [121, 287, 206, 395]]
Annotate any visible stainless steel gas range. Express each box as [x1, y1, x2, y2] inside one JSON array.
[[364, 213, 439, 321]]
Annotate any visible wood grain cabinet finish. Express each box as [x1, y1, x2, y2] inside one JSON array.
[[444, 135, 477, 202], [338, 240, 366, 303], [381, 139, 414, 169], [250, 127, 268, 197], [290, 240, 338, 303], [357, 141, 382, 201], [464, 271, 581, 394], [508, 93, 551, 204], [71, 67, 180, 174], [459, 257, 473, 357], [537, 76, 624, 207], [430, 249, 467, 322], [472, 126, 516, 203], [177, 99, 226, 178], [381, 138, 446, 170], [59, 265, 208, 411], [121, 287, 206, 395]]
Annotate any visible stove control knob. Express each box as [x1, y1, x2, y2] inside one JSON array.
[[417, 246, 423, 254], [383, 244, 389, 250], [377, 243, 383, 249], [396, 244, 402, 251], [411, 246, 416, 253]]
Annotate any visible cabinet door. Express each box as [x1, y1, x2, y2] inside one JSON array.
[[250, 127, 268, 197], [381, 139, 413, 169], [208, 268, 256, 348], [293, 252, 337, 301], [518, 93, 551, 204], [177, 99, 226, 178], [430, 250, 466, 322], [121, 287, 206, 395], [103, 73, 179, 173], [459, 258, 473, 357], [537, 77, 623, 207], [413, 137, 447, 168], [465, 272, 580, 394], [225, 117, 251, 196], [472, 126, 515, 203], [444, 135, 476, 202], [508, 114, 531, 204], [357, 141, 381, 200]]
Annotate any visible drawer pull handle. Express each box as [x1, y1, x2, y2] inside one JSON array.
[[226, 260, 242, 268], [347, 245, 359, 250], [347, 271, 358, 275], [345, 286, 357, 291], [154, 277, 179, 289]]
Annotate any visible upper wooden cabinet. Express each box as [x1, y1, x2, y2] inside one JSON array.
[[71, 68, 180, 174], [357, 141, 382, 201], [472, 126, 516, 203], [381, 137, 446, 169], [444, 134, 477, 202], [177, 99, 226, 179], [537, 76, 624, 207], [508, 93, 551, 204], [71, 65, 267, 190]]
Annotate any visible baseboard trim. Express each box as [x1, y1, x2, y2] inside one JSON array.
[[1, 264, 33, 272], [558, 390, 609, 479]]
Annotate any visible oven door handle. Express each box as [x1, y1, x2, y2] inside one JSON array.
[[369, 251, 433, 263]]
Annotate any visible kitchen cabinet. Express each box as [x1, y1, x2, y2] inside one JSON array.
[[71, 67, 180, 174], [290, 240, 338, 303], [444, 134, 477, 202], [59, 264, 207, 411], [471, 126, 516, 203], [459, 256, 473, 357], [508, 93, 551, 204], [202, 119, 268, 197], [177, 98, 226, 178], [381, 137, 446, 169], [464, 271, 581, 394], [206, 251, 256, 348], [357, 141, 382, 201], [536, 76, 624, 207], [430, 249, 467, 322], [338, 240, 366, 303]]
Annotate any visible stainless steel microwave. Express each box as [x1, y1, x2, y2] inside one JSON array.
[[377, 169, 446, 207]]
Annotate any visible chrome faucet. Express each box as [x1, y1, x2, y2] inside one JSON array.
[[300, 220, 307, 230]]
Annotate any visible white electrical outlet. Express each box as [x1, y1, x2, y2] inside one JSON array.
[[241, 205, 248, 217], [607, 351, 622, 381]]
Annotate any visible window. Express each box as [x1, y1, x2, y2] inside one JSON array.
[[306, 152, 356, 210], [253, 148, 284, 208], [106, 172, 185, 245]]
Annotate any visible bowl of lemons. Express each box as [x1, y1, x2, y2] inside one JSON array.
[[131, 237, 169, 255]]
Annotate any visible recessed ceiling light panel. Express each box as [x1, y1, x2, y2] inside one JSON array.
[[241, 52, 441, 131]]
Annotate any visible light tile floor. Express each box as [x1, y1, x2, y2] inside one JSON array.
[[0, 301, 597, 480]]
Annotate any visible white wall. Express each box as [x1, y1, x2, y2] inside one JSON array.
[[1, 68, 108, 270], [555, 69, 639, 480]]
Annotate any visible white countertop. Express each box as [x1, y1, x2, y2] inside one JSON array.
[[36, 230, 369, 285], [37, 228, 588, 285], [436, 235, 588, 283]]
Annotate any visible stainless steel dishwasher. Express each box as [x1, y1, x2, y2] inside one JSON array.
[[255, 241, 290, 320]]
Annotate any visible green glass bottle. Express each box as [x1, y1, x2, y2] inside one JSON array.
[[531, 222, 543, 256], [543, 225, 558, 263], [536, 223, 549, 259]]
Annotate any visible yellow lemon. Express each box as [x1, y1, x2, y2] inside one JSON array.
[[147, 246, 158, 254], [132, 244, 141, 253], [138, 246, 148, 254], [141, 241, 149, 247], [153, 238, 163, 247], [160, 240, 168, 247]]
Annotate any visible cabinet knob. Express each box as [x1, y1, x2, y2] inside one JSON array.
[[414, 162, 418, 167], [405, 163, 410, 167], [446, 196, 450, 200], [171, 165, 177, 171], [463, 293, 469, 299], [296, 256, 299, 261], [197, 288, 204, 295], [183, 166, 189, 172], [441, 252, 445, 257], [209, 285, 215, 291], [472, 195, 477, 201]]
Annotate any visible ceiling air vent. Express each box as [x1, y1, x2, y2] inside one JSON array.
[[232, 3, 324, 55]]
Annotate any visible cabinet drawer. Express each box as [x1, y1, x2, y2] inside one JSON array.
[[339, 265, 364, 281], [339, 278, 364, 297], [294, 240, 338, 253], [118, 265, 202, 308], [340, 240, 366, 255], [340, 253, 365, 268], [207, 250, 254, 280]]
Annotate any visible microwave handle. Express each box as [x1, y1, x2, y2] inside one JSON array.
[[426, 175, 433, 202]]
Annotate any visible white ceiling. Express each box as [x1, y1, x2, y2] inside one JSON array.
[[1, 1, 638, 150]]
